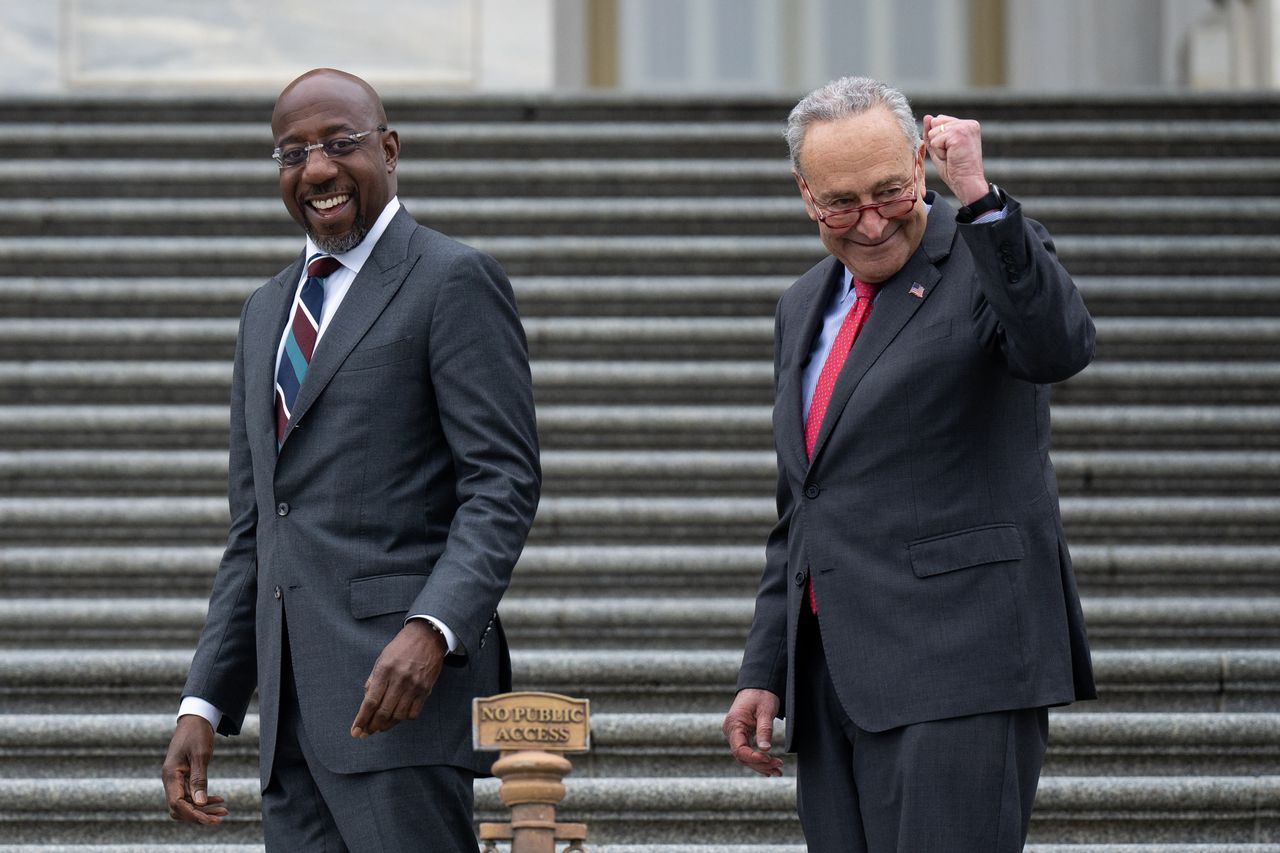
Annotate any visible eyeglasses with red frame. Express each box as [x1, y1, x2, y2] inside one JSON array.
[[798, 173, 921, 229]]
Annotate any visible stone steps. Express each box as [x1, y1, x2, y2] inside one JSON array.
[[0, 119, 1274, 161], [2, 315, 1276, 362], [1, 596, 1276, 650], [0, 196, 1275, 238], [0, 89, 1273, 124], [2, 712, 1277, 778], [0, 775, 1275, 845], [0, 233, 1275, 277], [10, 404, 1279, 451], [6, 448, 1280, 496], [2, 495, 1279, 545], [5, 359, 1280, 406], [1, 648, 1275, 714], [4, 543, 1277, 598], [0, 157, 1276, 201], [6, 276, 1280, 320]]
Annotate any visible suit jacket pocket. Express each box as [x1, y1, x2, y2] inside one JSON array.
[[338, 337, 413, 373], [349, 572, 430, 619], [907, 523, 1024, 578]]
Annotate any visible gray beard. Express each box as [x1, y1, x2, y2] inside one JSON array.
[[309, 216, 368, 255]]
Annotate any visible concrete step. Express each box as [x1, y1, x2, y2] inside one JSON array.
[[0, 233, 1276, 278], [0, 195, 1275, 239], [7, 448, 1280, 497], [0, 158, 1276, 202], [4, 543, 1275, 600], [2, 712, 1276, 779], [0, 648, 1274, 714], [0, 89, 1273, 125], [5, 277, 1280, 321], [6, 359, 1280, 406], [1, 595, 1276, 651], [3, 315, 1278, 362], [1, 119, 1275, 161], [3, 404, 1280, 452], [4, 495, 1280, 546], [0, 774, 1276, 844]]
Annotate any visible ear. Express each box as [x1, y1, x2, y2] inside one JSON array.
[[382, 128, 401, 174], [793, 170, 819, 222]]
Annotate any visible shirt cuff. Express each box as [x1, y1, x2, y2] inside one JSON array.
[[408, 614, 461, 655], [178, 696, 223, 730], [972, 206, 1008, 224]]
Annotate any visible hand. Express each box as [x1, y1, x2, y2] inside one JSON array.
[[351, 619, 447, 738], [161, 715, 228, 824], [723, 688, 783, 777], [923, 114, 990, 206]]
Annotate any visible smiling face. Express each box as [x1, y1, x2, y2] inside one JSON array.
[[271, 70, 399, 254], [794, 106, 927, 283]]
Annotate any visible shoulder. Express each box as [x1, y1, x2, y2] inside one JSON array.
[[779, 255, 839, 314]]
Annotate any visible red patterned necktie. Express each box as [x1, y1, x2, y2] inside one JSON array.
[[275, 255, 342, 446], [803, 277, 880, 612]]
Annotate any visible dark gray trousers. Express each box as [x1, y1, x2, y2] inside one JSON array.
[[793, 605, 1048, 853], [261, 623, 479, 853]]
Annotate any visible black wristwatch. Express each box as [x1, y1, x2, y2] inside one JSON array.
[[956, 182, 1004, 223]]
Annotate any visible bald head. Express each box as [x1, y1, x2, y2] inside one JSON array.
[[272, 68, 387, 137]]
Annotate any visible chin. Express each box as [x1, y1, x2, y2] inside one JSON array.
[[308, 221, 368, 255]]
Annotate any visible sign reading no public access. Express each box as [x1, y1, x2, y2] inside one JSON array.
[[473, 691, 591, 753]]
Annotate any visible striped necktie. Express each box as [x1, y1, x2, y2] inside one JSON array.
[[275, 254, 341, 445]]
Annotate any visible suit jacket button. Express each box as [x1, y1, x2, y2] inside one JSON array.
[[804, 484, 819, 499], [276, 502, 290, 516], [273, 586, 282, 600], [794, 571, 805, 587]]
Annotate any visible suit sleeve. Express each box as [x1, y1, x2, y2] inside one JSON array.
[[736, 305, 791, 705], [962, 194, 1096, 383], [410, 249, 541, 653], [182, 295, 260, 737]]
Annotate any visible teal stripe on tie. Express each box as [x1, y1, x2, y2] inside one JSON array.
[[284, 333, 310, 384]]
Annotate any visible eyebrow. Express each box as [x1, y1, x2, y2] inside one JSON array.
[[275, 123, 359, 146], [818, 174, 912, 203]]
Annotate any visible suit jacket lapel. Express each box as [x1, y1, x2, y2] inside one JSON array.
[[808, 197, 957, 467], [245, 256, 305, 463], [279, 207, 418, 447], [778, 257, 844, 475]]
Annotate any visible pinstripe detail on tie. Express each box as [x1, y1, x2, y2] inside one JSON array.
[[275, 254, 342, 446]]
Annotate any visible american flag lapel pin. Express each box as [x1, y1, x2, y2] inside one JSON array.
[[910, 283, 925, 298]]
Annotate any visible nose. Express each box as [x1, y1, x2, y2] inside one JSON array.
[[853, 208, 891, 242], [299, 146, 339, 183]]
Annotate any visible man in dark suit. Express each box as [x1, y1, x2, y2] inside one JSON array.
[[723, 76, 1096, 851], [161, 68, 541, 851]]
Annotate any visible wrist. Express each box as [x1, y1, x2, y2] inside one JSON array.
[[956, 182, 1004, 224], [955, 178, 991, 207]]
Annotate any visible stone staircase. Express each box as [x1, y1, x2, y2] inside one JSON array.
[[1, 91, 1279, 850]]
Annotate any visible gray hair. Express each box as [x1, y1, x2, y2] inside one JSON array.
[[785, 76, 921, 172]]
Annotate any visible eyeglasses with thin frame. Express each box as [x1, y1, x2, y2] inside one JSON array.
[[798, 172, 921, 230], [272, 125, 387, 169]]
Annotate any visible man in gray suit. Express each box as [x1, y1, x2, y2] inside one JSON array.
[[723, 77, 1096, 851], [161, 68, 540, 851]]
